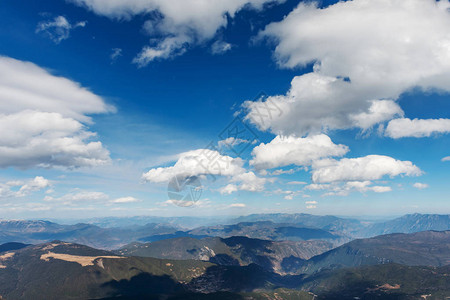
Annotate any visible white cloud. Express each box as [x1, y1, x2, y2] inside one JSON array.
[[229, 203, 246, 208], [231, 171, 268, 192], [311, 155, 422, 183], [36, 16, 87, 44], [350, 100, 404, 131], [142, 147, 270, 195], [0, 56, 112, 169], [164, 198, 211, 208], [385, 118, 450, 138], [44, 191, 109, 203], [218, 137, 252, 148], [305, 200, 317, 204], [0, 56, 112, 122], [245, 0, 450, 136], [17, 176, 50, 196], [211, 40, 233, 55], [442, 156, 450, 162], [287, 181, 307, 185], [71, 0, 283, 65], [0, 176, 50, 199], [0, 111, 110, 168], [413, 182, 429, 190], [307, 180, 392, 197], [110, 196, 140, 203], [142, 148, 245, 183], [250, 134, 348, 170], [219, 184, 238, 195], [110, 48, 123, 62]]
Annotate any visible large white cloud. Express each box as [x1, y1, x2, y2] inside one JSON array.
[[385, 118, 450, 138], [0, 111, 110, 168], [142, 148, 245, 183], [311, 155, 422, 183], [142, 148, 269, 194], [70, 0, 284, 65], [250, 134, 348, 170], [0, 56, 112, 168], [0, 56, 112, 122], [245, 0, 450, 136]]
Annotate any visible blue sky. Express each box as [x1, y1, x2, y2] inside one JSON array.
[[0, 0, 449, 219]]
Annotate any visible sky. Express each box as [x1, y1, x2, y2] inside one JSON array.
[[0, 0, 449, 220]]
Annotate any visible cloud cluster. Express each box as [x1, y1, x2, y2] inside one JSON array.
[[36, 16, 86, 44], [0, 56, 112, 169], [71, 0, 284, 65], [250, 134, 348, 170], [245, 0, 450, 136], [142, 148, 269, 194], [44, 190, 139, 205], [0, 176, 50, 199], [311, 155, 422, 183], [385, 118, 450, 138], [307, 181, 392, 197]]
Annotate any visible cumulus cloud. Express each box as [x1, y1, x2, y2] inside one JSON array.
[[0, 176, 50, 199], [413, 182, 429, 190], [250, 134, 348, 170], [70, 0, 283, 65], [350, 100, 404, 131], [36, 16, 87, 44], [442, 156, 450, 162], [0, 56, 112, 168], [385, 118, 450, 138], [306, 180, 391, 197], [245, 0, 450, 136], [311, 155, 422, 183], [143, 148, 269, 195], [142, 149, 245, 183], [0, 111, 110, 168], [110, 196, 140, 203]]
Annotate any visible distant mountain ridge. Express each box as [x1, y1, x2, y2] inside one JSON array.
[[117, 236, 333, 274], [0, 213, 448, 251], [299, 230, 450, 274], [357, 213, 450, 237]]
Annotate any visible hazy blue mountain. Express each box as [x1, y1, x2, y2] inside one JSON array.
[[53, 216, 233, 229], [299, 230, 450, 274], [358, 213, 450, 237], [230, 214, 366, 236], [0, 220, 181, 249], [185, 221, 348, 245]]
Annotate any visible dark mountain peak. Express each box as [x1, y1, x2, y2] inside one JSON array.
[[0, 242, 31, 253]]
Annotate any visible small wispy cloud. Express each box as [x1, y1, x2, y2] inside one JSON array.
[[36, 16, 87, 44], [110, 48, 123, 63], [211, 40, 233, 55], [413, 182, 429, 190]]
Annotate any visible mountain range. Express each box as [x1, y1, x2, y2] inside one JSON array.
[[2, 213, 448, 250], [0, 229, 448, 299]]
